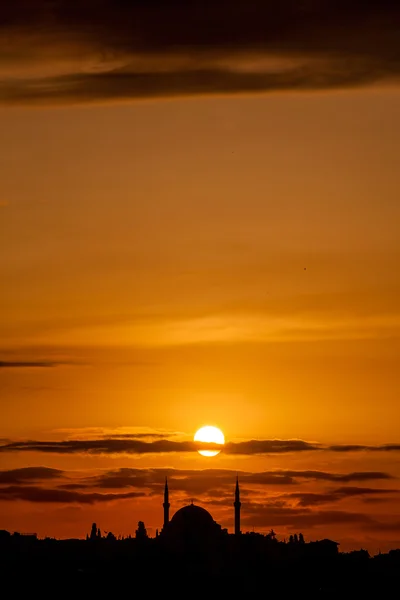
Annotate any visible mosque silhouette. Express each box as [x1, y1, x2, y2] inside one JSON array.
[[4, 474, 398, 596], [159, 476, 241, 549]]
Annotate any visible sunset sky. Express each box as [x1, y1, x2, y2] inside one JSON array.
[[1, 1, 400, 553]]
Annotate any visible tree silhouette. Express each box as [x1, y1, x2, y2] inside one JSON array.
[[89, 523, 97, 541], [135, 521, 148, 541]]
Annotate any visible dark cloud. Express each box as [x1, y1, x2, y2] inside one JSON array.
[[61, 468, 242, 493], [329, 444, 400, 452], [332, 486, 399, 498], [360, 497, 393, 505], [0, 438, 321, 456], [58, 483, 87, 491], [0, 438, 199, 455], [0, 485, 145, 504], [225, 440, 320, 454], [365, 520, 400, 532], [0, 467, 63, 485], [58, 468, 395, 495], [0, 354, 83, 368], [0, 1, 399, 105], [0, 361, 61, 368], [1, 466, 398, 517], [100, 433, 178, 440], [272, 471, 394, 483], [284, 487, 399, 508], [2, 436, 400, 456]]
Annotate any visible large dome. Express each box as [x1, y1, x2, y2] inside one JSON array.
[[160, 502, 224, 551], [169, 504, 215, 529]]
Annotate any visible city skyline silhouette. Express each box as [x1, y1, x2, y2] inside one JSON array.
[[2, 476, 400, 595]]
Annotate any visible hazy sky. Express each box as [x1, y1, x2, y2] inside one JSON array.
[[1, 1, 400, 552]]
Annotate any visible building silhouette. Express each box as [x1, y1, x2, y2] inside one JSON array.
[[2, 473, 399, 597], [162, 477, 170, 530], [159, 476, 239, 550]]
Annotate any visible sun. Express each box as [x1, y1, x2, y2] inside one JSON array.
[[194, 425, 225, 457]]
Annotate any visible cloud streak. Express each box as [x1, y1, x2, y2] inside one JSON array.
[[1, 437, 400, 456], [282, 487, 400, 508], [0, 361, 62, 368], [0, 485, 145, 504], [1, 1, 399, 105], [0, 467, 63, 484], [61, 467, 394, 493], [1, 467, 393, 492]]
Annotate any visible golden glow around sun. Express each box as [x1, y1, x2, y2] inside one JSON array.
[[194, 425, 225, 457]]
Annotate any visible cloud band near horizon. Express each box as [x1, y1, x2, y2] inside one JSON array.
[[1, 437, 400, 456], [1, 1, 399, 105], [0, 466, 399, 539]]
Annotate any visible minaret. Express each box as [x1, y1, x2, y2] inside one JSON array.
[[163, 477, 170, 530], [234, 475, 241, 536]]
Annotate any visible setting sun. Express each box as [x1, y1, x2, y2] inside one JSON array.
[[194, 426, 225, 457]]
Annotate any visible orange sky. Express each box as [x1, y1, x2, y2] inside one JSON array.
[[1, 87, 400, 553]]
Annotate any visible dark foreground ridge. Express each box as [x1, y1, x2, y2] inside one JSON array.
[[1, 526, 399, 597]]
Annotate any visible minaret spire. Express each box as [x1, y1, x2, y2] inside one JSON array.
[[234, 474, 241, 536], [163, 476, 170, 530]]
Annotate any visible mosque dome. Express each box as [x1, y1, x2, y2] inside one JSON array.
[[162, 503, 222, 548], [169, 504, 215, 530]]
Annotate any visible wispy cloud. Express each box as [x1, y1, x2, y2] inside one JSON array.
[[1, 1, 399, 105], [38, 312, 400, 348], [52, 427, 181, 442]]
